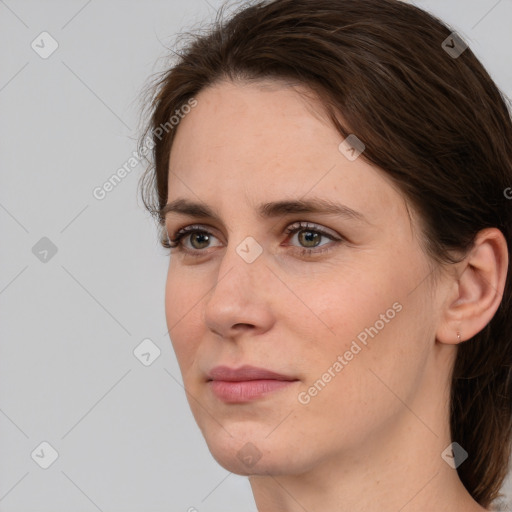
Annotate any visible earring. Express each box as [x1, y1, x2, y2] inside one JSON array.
[[456, 331, 461, 343]]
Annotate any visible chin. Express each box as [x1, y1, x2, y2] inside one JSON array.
[[208, 446, 289, 476], [201, 428, 314, 477]]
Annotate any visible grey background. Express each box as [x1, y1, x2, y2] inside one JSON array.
[[0, 0, 511, 510]]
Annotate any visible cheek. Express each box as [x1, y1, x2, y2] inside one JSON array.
[[306, 269, 396, 344], [164, 259, 207, 326], [164, 265, 183, 327], [164, 265, 203, 372], [300, 262, 428, 393], [311, 247, 424, 352], [312, 285, 431, 418]]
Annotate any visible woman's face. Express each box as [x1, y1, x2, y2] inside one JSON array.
[[164, 80, 444, 476]]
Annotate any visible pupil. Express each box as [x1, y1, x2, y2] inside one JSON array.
[[193, 233, 209, 249], [301, 230, 319, 247]]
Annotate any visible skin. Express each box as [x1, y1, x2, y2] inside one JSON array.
[[163, 79, 508, 512]]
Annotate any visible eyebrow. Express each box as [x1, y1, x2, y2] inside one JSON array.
[[161, 197, 369, 224]]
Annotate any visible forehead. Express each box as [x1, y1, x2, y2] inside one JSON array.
[[166, 79, 408, 226], [169, 79, 335, 167]]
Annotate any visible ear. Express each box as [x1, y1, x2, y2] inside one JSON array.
[[436, 227, 509, 345]]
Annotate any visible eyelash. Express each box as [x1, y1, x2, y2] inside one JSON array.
[[167, 221, 343, 258]]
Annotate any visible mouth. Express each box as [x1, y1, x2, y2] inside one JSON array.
[[206, 365, 300, 403]]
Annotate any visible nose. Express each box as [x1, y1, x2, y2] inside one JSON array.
[[203, 239, 275, 339]]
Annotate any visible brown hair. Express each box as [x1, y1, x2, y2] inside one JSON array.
[[137, 0, 512, 507]]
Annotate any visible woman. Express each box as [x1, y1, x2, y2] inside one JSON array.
[[138, 0, 512, 510]]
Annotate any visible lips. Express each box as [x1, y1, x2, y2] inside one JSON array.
[[206, 365, 297, 382], [206, 365, 299, 403]]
